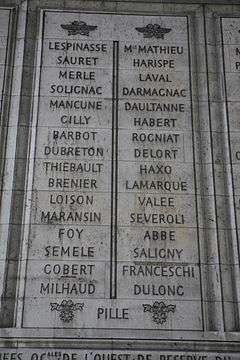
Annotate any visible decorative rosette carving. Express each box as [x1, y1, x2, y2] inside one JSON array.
[[50, 300, 84, 323], [61, 21, 97, 36], [143, 301, 176, 324], [135, 24, 171, 39]]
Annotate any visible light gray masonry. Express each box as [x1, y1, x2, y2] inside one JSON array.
[[0, 0, 240, 358]]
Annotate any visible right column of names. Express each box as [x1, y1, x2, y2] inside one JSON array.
[[117, 16, 203, 330]]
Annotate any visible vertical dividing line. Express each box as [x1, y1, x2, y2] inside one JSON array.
[[110, 42, 115, 299], [110, 41, 119, 299], [114, 42, 119, 299]]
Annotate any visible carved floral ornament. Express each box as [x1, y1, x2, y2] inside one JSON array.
[[143, 301, 176, 324], [135, 24, 172, 39], [50, 300, 175, 325], [50, 300, 84, 323], [61, 21, 97, 36], [60, 20, 172, 39]]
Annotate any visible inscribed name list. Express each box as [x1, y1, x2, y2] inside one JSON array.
[[21, 11, 203, 331]]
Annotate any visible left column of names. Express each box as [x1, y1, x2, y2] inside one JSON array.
[[22, 11, 113, 327]]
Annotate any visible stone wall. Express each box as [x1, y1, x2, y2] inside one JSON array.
[[0, 0, 240, 357]]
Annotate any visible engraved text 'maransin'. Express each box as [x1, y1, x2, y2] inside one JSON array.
[[40, 211, 101, 223]]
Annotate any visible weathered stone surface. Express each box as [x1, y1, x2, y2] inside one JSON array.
[[0, 6, 11, 312], [0, 10, 9, 99], [18, 11, 205, 332], [0, 349, 239, 360], [0, 0, 240, 356]]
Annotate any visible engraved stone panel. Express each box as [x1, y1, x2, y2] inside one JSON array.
[[0, 0, 240, 357], [19, 11, 204, 333]]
